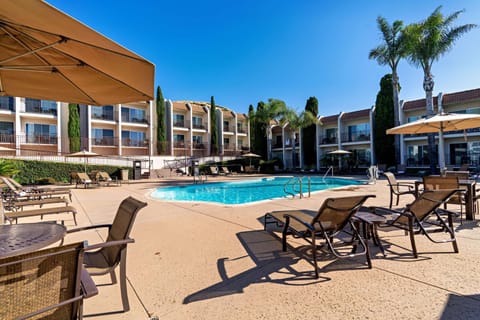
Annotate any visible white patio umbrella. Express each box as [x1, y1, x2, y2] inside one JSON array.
[[242, 152, 261, 166], [387, 112, 480, 170], [66, 150, 100, 173], [0, 0, 154, 105], [328, 149, 351, 171]]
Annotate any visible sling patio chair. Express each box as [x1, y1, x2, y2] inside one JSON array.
[[0, 241, 97, 320], [423, 175, 467, 222], [73, 172, 94, 189], [384, 172, 416, 208], [1, 176, 73, 202], [65, 196, 148, 312], [264, 194, 375, 279], [370, 189, 459, 258]]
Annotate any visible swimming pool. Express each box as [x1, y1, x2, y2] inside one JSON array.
[[150, 176, 365, 205]]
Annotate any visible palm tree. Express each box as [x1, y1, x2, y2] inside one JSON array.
[[369, 16, 406, 164], [404, 6, 476, 172], [280, 108, 316, 170], [253, 99, 287, 159]]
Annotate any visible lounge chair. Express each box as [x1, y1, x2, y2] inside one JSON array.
[[66, 196, 148, 312], [90, 170, 118, 186], [370, 189, 459, 258], [1, 176, 72, 201], [209, 166, 219, 175], [73, 172, 94, 188], [3, 203, 78, 225], [384, 172, 416, 208], [219, 166, 231, 175], [264, 195, 375, 278], [0, 242, 97, 320]]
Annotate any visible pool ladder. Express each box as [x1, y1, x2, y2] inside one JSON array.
[[284, 176, 311, 199]]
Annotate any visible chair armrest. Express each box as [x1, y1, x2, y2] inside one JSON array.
[[67, 224, 112, 234], [283, 213, 315, 231], [85, 238, 135, 251], [397, 183, 415, 190], [81, 268, 98, 298]]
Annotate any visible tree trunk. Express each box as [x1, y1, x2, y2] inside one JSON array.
[[424, 71, 437, 174], [392, 72, 401, 165], [290, 131, 296, 170]]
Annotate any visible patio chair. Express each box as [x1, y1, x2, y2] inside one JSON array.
[[65, 196, 148, 312], [264, 194, 375, 278], [384, 172, 416, 208], [423, 175, 466, 222], [0, 241, 97, 320], [370, 189, 459, 258], [219, 166, 232, 175], [1, 176, 72, 201], [73, 172, 94, 189]]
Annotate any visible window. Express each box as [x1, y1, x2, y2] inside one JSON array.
[[25, 123, 57, 144], [0, 96, 14, 111], [121, 130, 145, 147], [407, 145, 433, 165], [407, 115, 422, 123], [173, 114, 185, 127], [237, 122, 244, 133], [173, 134, 185, 147], [192, 135, 203, 148], [192, 116, 203, 129], [224, 120, 230, 132], [0, 121, 14, 143], [224, 137, 230, 149], [121, 107, 146, 123], [92, 105, 114, 121], [324, 128, 337, 144], [92, 128, 114, 145], [25, 99, 57, 115], [347, 123, 370, 142]]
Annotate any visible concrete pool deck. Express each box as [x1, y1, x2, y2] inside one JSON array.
[[56, 174, 480, 319]]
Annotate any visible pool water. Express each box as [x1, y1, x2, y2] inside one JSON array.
[[150, 176, 364, 205]]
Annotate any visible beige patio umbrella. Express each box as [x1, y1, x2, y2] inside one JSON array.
[[66, 149, 100, 173], [0, 0, 154, 105], [387, 112, 480, 170], [328, 149, 351, 171], [242, 152, 261, 166]]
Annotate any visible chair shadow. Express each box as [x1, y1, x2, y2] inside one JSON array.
[[440, 294, 480, 320], [183, 230, 327, 304]]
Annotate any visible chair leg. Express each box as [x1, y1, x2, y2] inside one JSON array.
[[282, 217, 290, 252], [311, 233, 319, 279], [119, 248, 130, 312], [389, 192, 393, 209], [408, 219, 418, 258], [448, 213, 459, 253], [395, 194, 400, 206]]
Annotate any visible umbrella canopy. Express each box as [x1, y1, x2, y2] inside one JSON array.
[[386, 112, 480, 135], [242, 152, 261, 158], [387, 112, 480, 170], [328, 149, 351, 155], [0, 0, 154, 105]]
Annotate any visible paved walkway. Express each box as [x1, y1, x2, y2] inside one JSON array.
[[56, 175, 480, 319]]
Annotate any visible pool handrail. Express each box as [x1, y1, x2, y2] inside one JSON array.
[[284, 176, 311, 199]]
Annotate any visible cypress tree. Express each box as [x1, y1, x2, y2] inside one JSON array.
[[67, 103, 80, 152], [302, 96, 318, 167], [210, 96, 218, 155], [374, 74, 396, 166], [156, 85, 166, 154], [248, 104, 255, 151], [254, 101, 267, 158]]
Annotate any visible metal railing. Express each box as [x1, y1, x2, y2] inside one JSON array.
[[283, 176, 311, 199]]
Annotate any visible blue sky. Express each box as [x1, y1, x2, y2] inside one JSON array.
[[49, 0, 480, 115]]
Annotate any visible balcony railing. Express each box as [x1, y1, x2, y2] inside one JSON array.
[[92, 137, 115, 146], [224, 125, 232, 132], [173, 120, 190, 128], [192, 123, 206, 130], [92, 113, 114, 121], [237, 127, 247, 134], [25, 135, 57, 144], [122, 139, 147, 147], [341, 131, 370, 143], [0, 134, 15, 143], [25, 105, 57, 116], [121, 116, 148, 124], [319, 137, 337, 144]]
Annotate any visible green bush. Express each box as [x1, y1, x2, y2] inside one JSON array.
[[2, 158, 131, 185]]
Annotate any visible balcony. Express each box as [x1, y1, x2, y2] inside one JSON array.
[[92, 112, 114, 121], [25, 135, 57, 144], [341, 131, 370, 143], [223, 125, 232, 132], [25, 105, 57, 116], [0, 134, 15, 143], [319, 137, 337, 144], [173, 120, 190, 129], [92, 137, 115, 146], [237, 127, 247, 134], [192, 123, 206, 130], [122, 139, 147, 147], [121, 116, 148, 124]]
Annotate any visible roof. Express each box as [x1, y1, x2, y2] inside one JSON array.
[[442, 88, 480, 105], [403, 96, 438, 111], [341, 109, 370, 121], [319, 114, 338, 125]]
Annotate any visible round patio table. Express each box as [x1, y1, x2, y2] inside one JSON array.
[[0, 222, 67, 258]]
